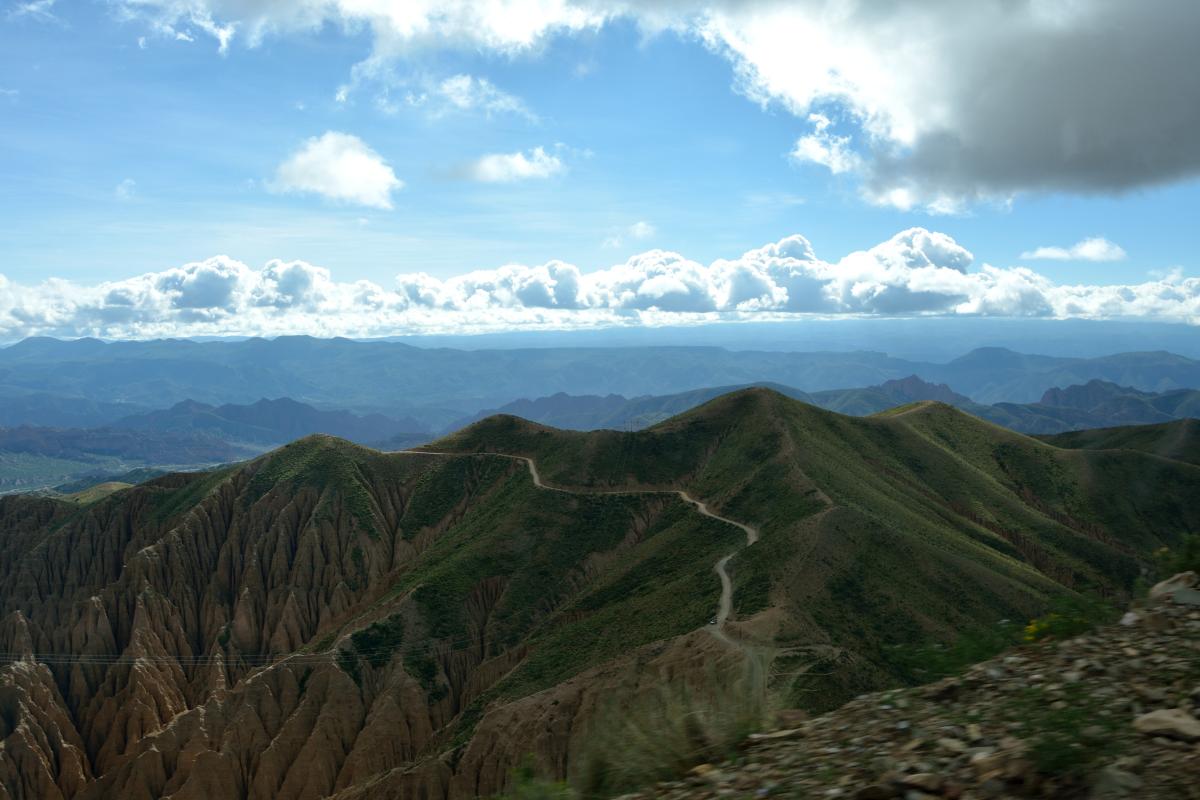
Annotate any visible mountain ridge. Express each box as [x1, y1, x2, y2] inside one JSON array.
[[4, 337, 1200, 421]]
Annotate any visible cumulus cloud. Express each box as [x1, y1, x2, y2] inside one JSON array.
[[2, 229, 1196, 341], [468, 146, 564, 182], [110, 1, 1200, 211], [115, 178, 136, 200], [1021, 237, 1127, 262], [270, 132, 403, 209]]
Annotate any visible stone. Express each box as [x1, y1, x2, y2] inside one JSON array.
[[899, 773, 941, 792], [1170, 587, 1200, 607], [747, 728, 805, 743], [852, 785, 896, 800], [937, 737, 968, 754], [978, 779, 1006, 799], [1149, 571, 1198, 600], [1132, 684, 1166, 702], [1132, 708, 1200, 742], [1089, 765, 1143, 799]]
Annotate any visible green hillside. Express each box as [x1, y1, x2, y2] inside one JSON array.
[[1039, 417, 1200, 466], [431, 389, 1198, 702]]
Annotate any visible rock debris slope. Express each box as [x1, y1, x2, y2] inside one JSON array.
[[620, 587, 1200, 800]]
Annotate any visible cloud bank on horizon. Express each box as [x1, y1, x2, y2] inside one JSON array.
[[112, 0, 1200, 213], [1, 228, 1196, 341]]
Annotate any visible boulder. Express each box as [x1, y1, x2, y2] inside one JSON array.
[[1132, 708, 1200, 742], [1148, 571, 1198, 600]]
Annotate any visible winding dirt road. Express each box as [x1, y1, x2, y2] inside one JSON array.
[[399, 450, 759, 645]]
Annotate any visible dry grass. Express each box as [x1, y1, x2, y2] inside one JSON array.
[[574, 648, 777, 797]]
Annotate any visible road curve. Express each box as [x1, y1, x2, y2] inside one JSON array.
[[397, 450, 758, 645]]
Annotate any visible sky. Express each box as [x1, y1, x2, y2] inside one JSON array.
[[0, 0, 1198, 341]]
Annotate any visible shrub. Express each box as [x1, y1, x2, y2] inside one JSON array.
[[1015, 686, 1122, 780], [1022, 594, 1116, 644], [1153, 534, 1200, 578], [497, 760, 573, 800], [349, 614, 405, 668], [889, 620, 1020, 683], [575, 650, 775, 797]]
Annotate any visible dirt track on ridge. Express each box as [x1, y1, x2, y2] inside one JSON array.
[[399, 450, 759, 646]]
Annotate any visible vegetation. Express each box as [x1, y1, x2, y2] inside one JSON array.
[[497, 760, 574, 800], [887, 592, 1116, 682], [393, 389, 1199, 716], [349, 614, 406, 668], [576, 652, 775, 797], [1153, 533, 1200, 577], [62, 481, 133, 504], [1022, 594, 1118, 644], [1041, 418, 1200, 467], [1006, 685, 1123, 780]]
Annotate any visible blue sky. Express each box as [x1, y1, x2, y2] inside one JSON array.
[[0, 1, 1198, 340]]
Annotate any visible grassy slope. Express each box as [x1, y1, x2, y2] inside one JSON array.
[[1039, 418, 1200, 467], [434, 391, 1200, 702]]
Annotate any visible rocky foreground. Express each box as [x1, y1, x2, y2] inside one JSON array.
[[621, 578, 1200, 800]]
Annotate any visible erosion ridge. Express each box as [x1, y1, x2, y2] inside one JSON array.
[[0, 388, 1198, 799]]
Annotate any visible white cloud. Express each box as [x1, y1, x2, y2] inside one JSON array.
[[269, 131, 403, 209], [8, 0, 58, 22], [603, 221, 657, 249], [1021, 237, 1127, 262], [629, 221, 655, 239], [353, 71, 533, 119], [2, 229, 1196, 341], [790, 113, 861, 175], [109, 1, 1200, 210], [115, 178, 136, 200], [468, 146, 564, 182], [434, 74, 531, 117]]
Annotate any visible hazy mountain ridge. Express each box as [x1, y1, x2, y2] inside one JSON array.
[[457, 377, 1200, 436], [113, 396, 428, 445], [4, 338, 1200, 429], [3, 389, 1187, 798]]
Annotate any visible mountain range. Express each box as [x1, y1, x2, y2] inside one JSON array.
[[455, 377, 1200, 435], [0, 398, 428, 494], [0, 389, 1196, 799], [5, 372, 1197, 495], [112, 397, 427, 445], [4, 337, 1200, 431]]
